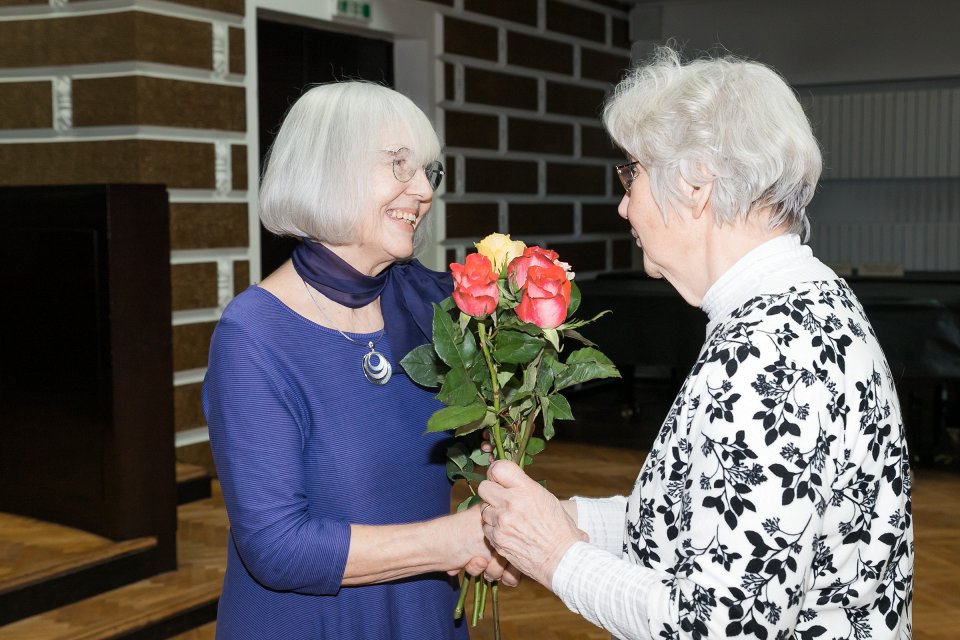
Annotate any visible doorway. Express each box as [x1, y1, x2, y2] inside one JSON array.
[[256, 19, 394, 277]]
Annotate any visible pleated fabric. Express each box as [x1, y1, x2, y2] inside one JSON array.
[[203, 286, 468, 640]]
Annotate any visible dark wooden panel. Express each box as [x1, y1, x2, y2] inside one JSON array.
[[0, 184, 176, 574]]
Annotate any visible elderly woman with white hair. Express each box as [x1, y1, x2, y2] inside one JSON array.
[[478, 48, 913, 639], [203, 82, 509, 639]]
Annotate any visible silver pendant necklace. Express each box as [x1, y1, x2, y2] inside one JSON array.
[[301, 278, 392, 385]]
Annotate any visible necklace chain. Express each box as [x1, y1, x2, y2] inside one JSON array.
[[300, 278, 385, 348], [300, 277, 393, 385]]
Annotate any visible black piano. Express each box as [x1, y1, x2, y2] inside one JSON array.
[[577, 273, 960, 467]]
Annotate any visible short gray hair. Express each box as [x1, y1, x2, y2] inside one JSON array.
[[603, 47, 821, 239], [259, 81, 442, 245]]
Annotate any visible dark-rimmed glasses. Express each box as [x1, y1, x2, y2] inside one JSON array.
[[387, 147, 444, 191], [615, 160, 641, 195]]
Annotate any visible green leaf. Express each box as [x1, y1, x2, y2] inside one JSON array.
[[448, 443, 470, 469], [526, 436, 546, 456], [567, 280, 581, 317], [493, 330, 544, 364], [440, 296, 456, 312], [438, 365, 478, 407], [542, 328, 561, 352], [456, 494, 482, 512], [560, 328, 596, 347], [554, 347, 621, 391], [455, 408, 496, 436], [400, 343, 445, 388], [541, 395, 556, 440], [522, 453, 534, 466], [433, 304, 478, 371], [448, 468, 487, 483], [496, 370, 515, 390], [470, 447, 491, 466], [548, 393, 574, 420], [535, 351, 558, 395], [427, 402, 487, 432]]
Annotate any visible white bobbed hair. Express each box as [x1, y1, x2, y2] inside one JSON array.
[[259, 81, 442, 245], [603, 47, 822, 238]]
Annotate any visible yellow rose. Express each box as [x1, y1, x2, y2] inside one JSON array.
[[474, 233, 527, 274]]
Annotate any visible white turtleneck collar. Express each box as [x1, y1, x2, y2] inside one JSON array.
[[699, 234, 839, 336]]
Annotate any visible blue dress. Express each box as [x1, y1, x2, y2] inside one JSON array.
[[203, 286, 469, 639]]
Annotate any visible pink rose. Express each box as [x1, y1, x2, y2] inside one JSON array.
[[451, 253, 499, 317], [507, 246, 562, 290], [515, 263, 571, 329]]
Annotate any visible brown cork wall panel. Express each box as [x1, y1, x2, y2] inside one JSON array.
[[232, 145, 247, 190], [508, 117, 573, 155], [546, 81, 606, 118], [552, 240, 606, 271], [465, 158, 538, 194], [0, 13, 211, 69], [582, 202, 625, 233], [444, 16, 498, 61], [546, 0, 606, 42], [171, 263, 219, 311], [0, 140, 215, 188], [173, 321, 218, 371], [547, 162, 606, 196], [445, 155, 458, 193], [581, 47, 630, 84], [582, 125, 620, 159], [234, 260, 250, 295], [229, 27, 245, 74], [464, 67, 537, 111], [445, 111, 499, 150], [421, 0, 453, 5], [176, 441, 216, 477], [463, 0, 537, 25], [170, 203, 249, 250], [507, 32, 573, 75], [446, 202, 499, 238], [0, 81, 51, 128], [173, 383, 205, 431], [509, 203, 574, 236], [73, 77, 245, 130]]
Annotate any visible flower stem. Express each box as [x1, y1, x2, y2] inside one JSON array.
[[516, 408, 540, 470], [479, 579, 489, 619], [492, 582, 502, 640], [472, 575, 481, 626], [477, 322, 506, 460], [454, 573, 471, 620]]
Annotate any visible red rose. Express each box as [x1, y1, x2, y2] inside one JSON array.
[[515, 263, 571, 329], [507, 246, 562, 290], [451, 253, 499, 317]]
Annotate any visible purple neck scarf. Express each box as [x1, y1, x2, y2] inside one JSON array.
[[292, 240, 452, 370]]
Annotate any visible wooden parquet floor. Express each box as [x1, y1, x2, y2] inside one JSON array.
[[4, 442, 958, 639]]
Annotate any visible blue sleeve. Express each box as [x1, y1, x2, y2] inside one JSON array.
[[202, 315, 351, 595]]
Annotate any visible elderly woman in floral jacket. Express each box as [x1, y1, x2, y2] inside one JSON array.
[[477, 48, 913, 640]]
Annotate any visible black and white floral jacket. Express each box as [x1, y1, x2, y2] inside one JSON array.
[[626, 279, 913, 640]]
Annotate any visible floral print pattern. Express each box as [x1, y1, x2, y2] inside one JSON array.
[[625, 280, 913, 639]]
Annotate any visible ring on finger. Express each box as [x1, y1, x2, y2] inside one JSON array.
[[480, 503, 492, 522]]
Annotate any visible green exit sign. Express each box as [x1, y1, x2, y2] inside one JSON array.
[[336, 0, 371, 20]]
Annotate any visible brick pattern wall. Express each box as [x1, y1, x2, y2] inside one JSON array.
[[0, 0, 250, 452], [437, 0, 635, 275]]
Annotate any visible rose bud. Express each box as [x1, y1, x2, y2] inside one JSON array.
[[514, 263, 572, 329], [451, 253, 499, 318]]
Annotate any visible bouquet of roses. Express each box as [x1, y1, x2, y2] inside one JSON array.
[[400, 233, 619, 637]]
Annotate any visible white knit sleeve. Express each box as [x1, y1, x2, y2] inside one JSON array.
[[552, 541, 666, 640], [570, 495, 627, 556]]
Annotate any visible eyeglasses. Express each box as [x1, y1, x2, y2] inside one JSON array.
[[387, 147, 444, 191], [615, 160, 641, 195]]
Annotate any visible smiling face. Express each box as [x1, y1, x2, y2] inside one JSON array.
[[350, 131, 435, 275]]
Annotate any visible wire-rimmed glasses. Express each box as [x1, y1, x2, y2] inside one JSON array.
[[387, 147, 445, 191], [615, 160, 641, 195]]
